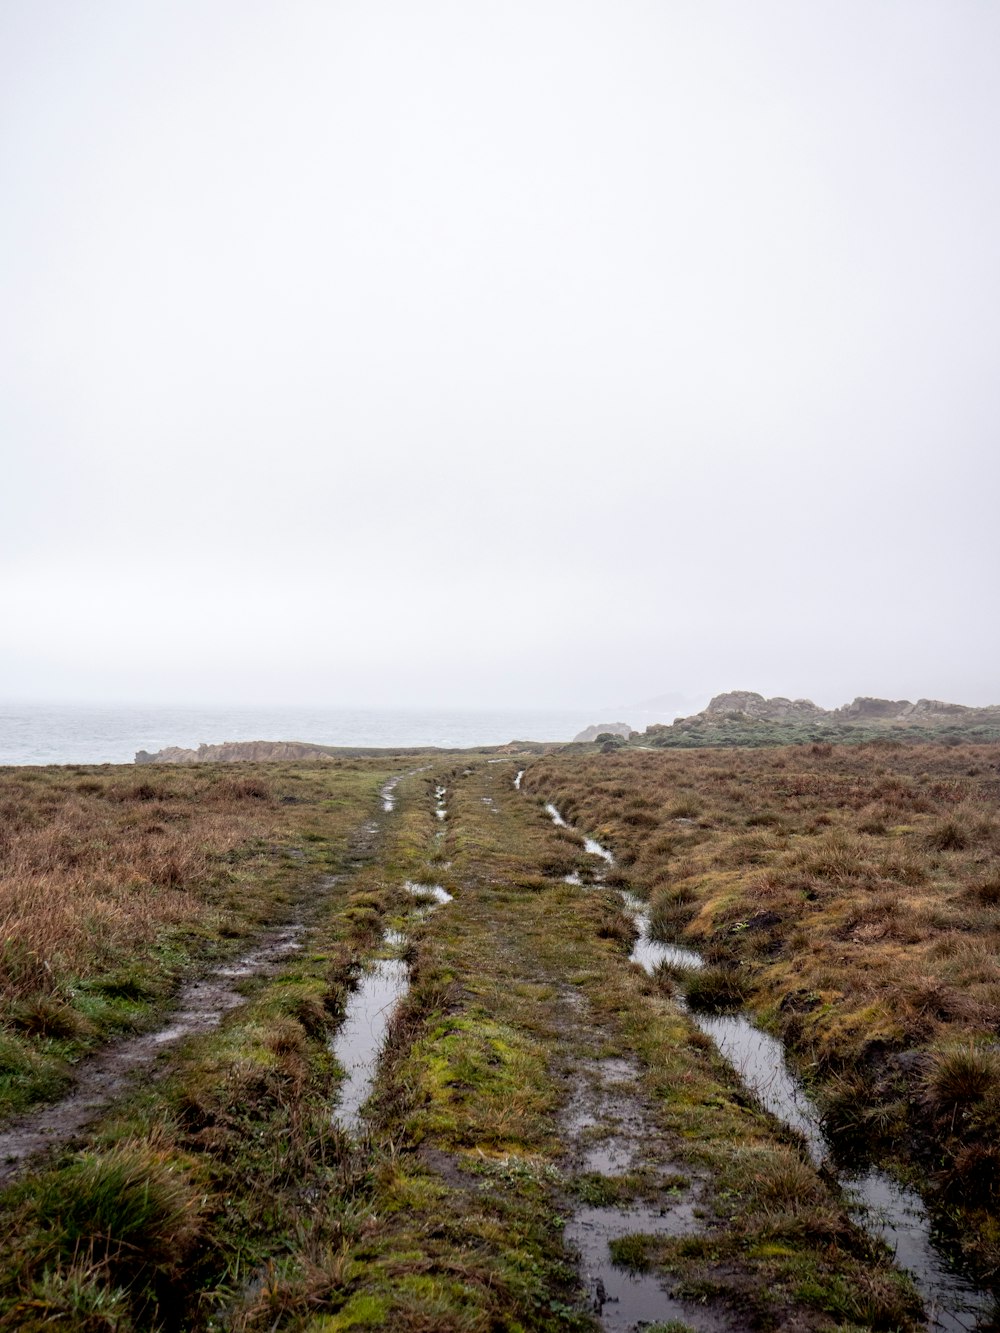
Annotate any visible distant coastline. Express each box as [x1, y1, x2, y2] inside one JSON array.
[[0, 704, 599, 767]]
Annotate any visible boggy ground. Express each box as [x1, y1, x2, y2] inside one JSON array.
[[0, 755, 927, 1331], [523, 742, 1000, 1288]]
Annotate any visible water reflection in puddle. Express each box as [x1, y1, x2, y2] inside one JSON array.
[[405, 881, 453, 906], [331, 884, 454, 1135], [528, 793, 998, 1328], [547, 804, 615, 864], [562, 1053, 720, 1331], [584, 836, 613, 862], [329, 949, 409, 1133], [620, 891, 994, 1331], [565, 1205, 711, 1333]]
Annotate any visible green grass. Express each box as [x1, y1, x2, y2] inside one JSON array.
[[0, 754, 941, 1329]]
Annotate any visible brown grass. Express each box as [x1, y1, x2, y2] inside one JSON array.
[[523, 740, 1000, 1276], [0, 767, 286, 1007]]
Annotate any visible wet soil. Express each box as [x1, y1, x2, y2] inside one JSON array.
[[330, 883, 454, 1134], [0, 783, 401, 1184], [559, 1042, 725, 1332], [624, 903, 993, 1330], [544, 799, 997, 1331], [0, 914, 310, 1183]]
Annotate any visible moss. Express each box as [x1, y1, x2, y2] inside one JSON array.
[[307, 1293, 391, 1330]]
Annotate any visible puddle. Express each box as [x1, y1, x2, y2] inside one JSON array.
[[0, 914, 310, 1183], [330, 939, 410, 1134], [514, 769, 525, 790], [621, 893, 705, 974], [620, 890, 995, 1331], [331, 879, 456, 1136], [561, 1052, 719, 1331], [584, 836, 613, 863], [841, 1171, 993, 1333], [381, 777, 401, 812], [693, 1012, 828, 1164], [435, 785, 447, 820], [566, 1205, 714, 1333], [405, 881, 453, 907], [546, 805, 614, 864]]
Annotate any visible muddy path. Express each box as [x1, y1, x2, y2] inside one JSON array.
[[369, 801, 725, 1327], [540, 796, 996, 1332], [555, 994, 729, 1331], [0, 785, 398, 1185]]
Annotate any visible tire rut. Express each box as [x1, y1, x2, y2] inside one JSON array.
[[0, 796, 395, 1185]]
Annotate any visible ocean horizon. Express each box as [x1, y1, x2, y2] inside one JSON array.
[[0, 703, 611, 767]]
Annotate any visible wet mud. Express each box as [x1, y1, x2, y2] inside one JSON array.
[[540, 797, 996, 1331], [623, 873, 995, 1332], [0, 913, 311, 1184], [559, 1028, 725, 1331], [0, 775, 408, 1184]]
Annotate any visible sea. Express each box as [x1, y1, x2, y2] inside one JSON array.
[[0, 703, 605, 767]]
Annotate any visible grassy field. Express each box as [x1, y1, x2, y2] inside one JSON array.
[[0, 761, 397, 1119], [0, 748, 995, 1329], [524, 741, 1000, 1284]]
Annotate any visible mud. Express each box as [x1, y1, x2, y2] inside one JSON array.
[[0, 912, 311, 1184], [560, 1033, 724, 1331], [0, 773, 408, 1185], [621, 889, 995, 1332]]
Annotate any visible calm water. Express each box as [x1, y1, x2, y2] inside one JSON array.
[[0, 704, 597, 766]]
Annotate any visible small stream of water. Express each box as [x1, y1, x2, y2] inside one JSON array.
[[329, 881, 453, 1133], [544, 802, 995, 1332]]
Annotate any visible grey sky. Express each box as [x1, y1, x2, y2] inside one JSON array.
[[2, 1, 998, 711]]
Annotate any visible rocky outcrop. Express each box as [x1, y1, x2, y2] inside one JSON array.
[[572, 722, 634, 743], [833, 697, 915, 722], [702, 692, 826, 723], [136, 741, 340, 765], [643, 690, 1000, 747]]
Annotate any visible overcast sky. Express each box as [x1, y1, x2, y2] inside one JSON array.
[[2, 1, 998, 712]]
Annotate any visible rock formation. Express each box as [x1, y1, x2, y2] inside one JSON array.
[[701, 692, 826, 723], [572, 722, 634, 743], [136, 741, 340, 765]]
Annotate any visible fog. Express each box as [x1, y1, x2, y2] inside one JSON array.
[[2, 2, 998, 713]]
